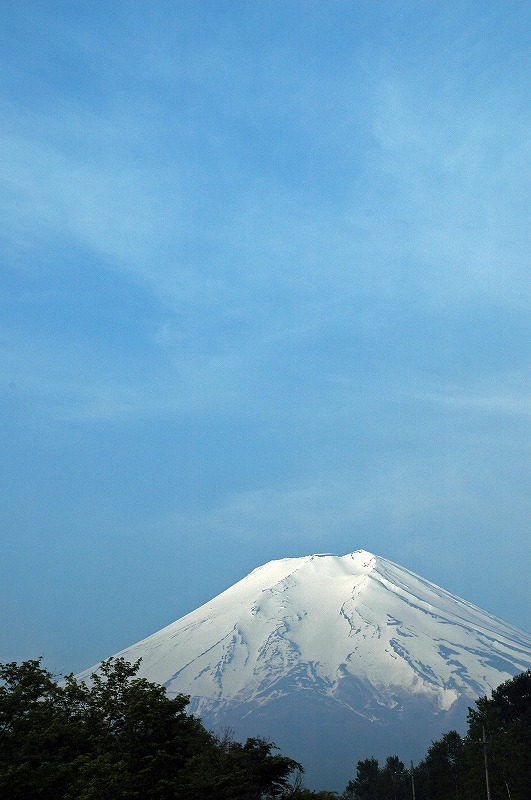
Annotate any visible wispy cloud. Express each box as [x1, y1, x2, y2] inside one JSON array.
[[2, 9, 528, 327], [417, 388, 531, 417], [163, 460, 480, 546]]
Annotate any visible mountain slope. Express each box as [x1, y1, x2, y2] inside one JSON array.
[[78, 550, 531, 790]]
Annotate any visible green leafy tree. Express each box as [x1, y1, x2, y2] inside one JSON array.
[[342, 672, 530, 800], [343, 755, 410, 800], [414, 730, 464, 800], [343, 757, 380, 800], [0, 658, 85, 799], [209, 736, 302, 799], [380, 755, 409, 800], [463, 670, 531, 800], [71, 657, 214, 799], [467, 669, 531, 739], [0, 657, 304, 800]]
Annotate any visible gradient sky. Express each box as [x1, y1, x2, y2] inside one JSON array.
[[1, 0, 529, 676]]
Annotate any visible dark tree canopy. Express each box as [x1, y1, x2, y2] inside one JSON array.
[[0, 657, 302, 800], [462, 669, 531, 800], [343, 670, 530, 800], [1, 659, 529, 799], [342, 755, 411, 800]]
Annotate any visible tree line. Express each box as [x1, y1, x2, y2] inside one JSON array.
[[0, 655, 528, 799], [0, 656, 335, 799], [341, 669, 530, 800]]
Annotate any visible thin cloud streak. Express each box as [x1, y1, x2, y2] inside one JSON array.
[[159, 452, 517, 557], [417, 390, 531, 417]]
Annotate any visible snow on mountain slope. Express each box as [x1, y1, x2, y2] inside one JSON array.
[[79, 550, 531, 711], [77, 550, 531, 789]]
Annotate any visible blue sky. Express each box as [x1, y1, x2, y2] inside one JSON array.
[[1, 0, 529, 675]]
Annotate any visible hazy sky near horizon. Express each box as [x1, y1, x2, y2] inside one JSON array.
[[1, 1, 529, 675]]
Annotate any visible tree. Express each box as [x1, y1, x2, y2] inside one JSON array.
[[463, 670, 531, 800], [467, 669, 531, 739], [342, 755, 411, 800], [0, 657, 304, 800], [209, 736, 302, 799], [380, 755, 409, 800], [72, 657, 214, 799], [343, 757, 380, 800], [342, 672, 531, 800], [0, 658, 85, 799], [414, 730, 464, 800]]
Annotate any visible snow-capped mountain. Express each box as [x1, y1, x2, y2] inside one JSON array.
[[79, 551, 531, 790]]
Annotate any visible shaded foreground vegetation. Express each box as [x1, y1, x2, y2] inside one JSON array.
[[342, 669, 531, 800], [0, 657, 333, 799], [0, 658, 529, 799]]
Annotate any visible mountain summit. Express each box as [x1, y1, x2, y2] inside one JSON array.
[[79, 551, 531, 789]]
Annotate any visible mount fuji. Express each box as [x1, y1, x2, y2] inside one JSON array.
[[78, 550, 531, 790]]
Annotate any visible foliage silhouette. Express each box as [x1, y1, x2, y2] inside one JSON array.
[[342, 671, 530, 800], [0, 657, 302, 799]]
